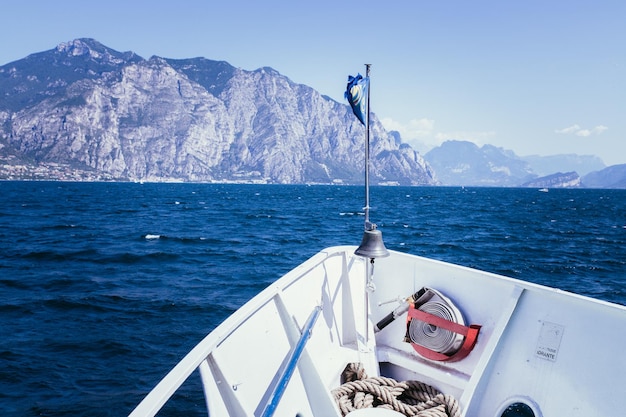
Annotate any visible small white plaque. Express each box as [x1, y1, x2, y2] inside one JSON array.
[[535, 322, 565, 362]]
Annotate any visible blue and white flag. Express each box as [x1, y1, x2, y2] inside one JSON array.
[[345, 74, 369, 125]]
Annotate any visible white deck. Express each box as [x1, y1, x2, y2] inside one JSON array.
[[130, 246, 626, 417]]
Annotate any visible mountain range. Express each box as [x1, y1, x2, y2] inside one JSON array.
[[1, 38, 623, 188], [423, 140, 625, 188], [0, 38, 435, 185]]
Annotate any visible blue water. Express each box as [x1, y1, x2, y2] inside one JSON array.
[[1, 182, 625, 416]]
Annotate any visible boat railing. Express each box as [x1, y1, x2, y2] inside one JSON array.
[[128, 248, 350, 417]]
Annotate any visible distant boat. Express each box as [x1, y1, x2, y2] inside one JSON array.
[[538, 188, 549, 192]]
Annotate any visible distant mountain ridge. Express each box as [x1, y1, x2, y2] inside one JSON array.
[[521, 154, 605, 177], [520, 172, 581, 188], [424, 140, 535, 187], [582, 164, 626, 189], [424, 140, 625, 189], [0, 38, 436, 185]]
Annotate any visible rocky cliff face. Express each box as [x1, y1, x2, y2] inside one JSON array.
[[0, 39, 436, 185]]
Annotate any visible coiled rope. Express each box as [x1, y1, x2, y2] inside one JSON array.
[[331, 363, 461, 417]]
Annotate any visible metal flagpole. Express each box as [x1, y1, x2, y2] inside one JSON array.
[[364, 63, 371, 230], [347, 64, 389, 349]]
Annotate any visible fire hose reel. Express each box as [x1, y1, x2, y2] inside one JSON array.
[[405, 287, 481, 361], [375, 287, 481, 362]]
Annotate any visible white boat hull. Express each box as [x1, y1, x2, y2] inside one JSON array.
[[130, 246, 626, 417]]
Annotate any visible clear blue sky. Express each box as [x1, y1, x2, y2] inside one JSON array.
[[2, 0, 624, 165]]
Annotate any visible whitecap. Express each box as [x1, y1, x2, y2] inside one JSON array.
[[144, 234, 161, 240]]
